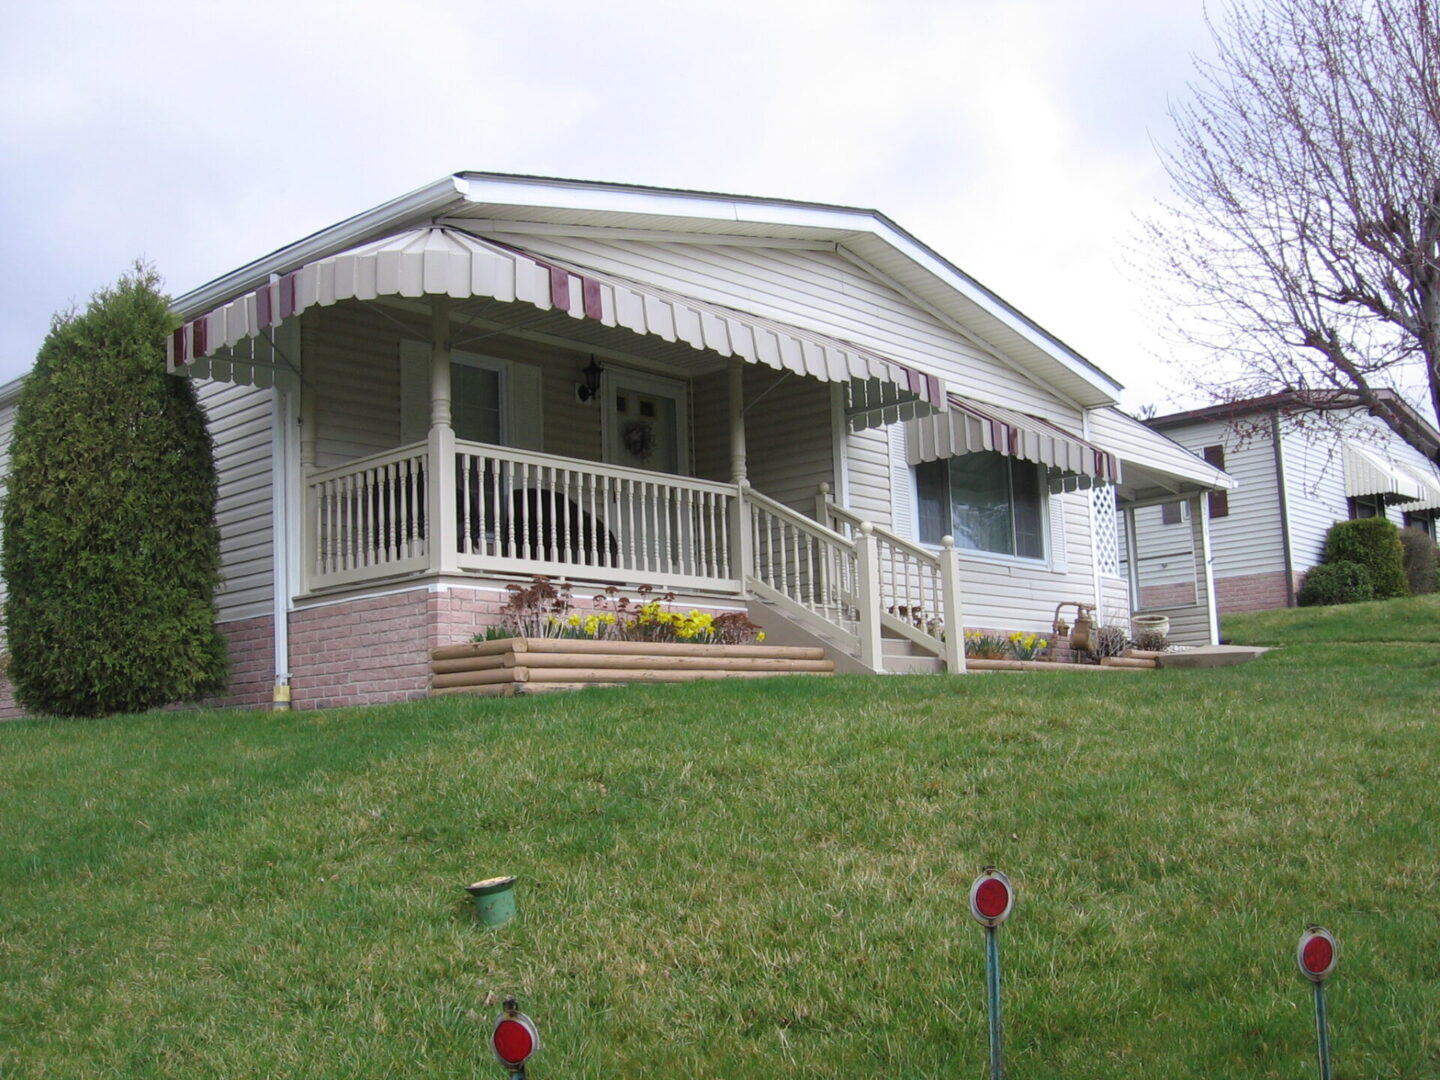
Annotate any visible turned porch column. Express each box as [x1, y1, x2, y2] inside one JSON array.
[[728, 358, 754, 585], [427, 296, 459, 574]]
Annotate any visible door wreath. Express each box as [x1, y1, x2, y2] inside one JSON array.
[[622, 420, 656, 461]]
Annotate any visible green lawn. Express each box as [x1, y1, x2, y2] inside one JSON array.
[[2, 602, 1437, 1078]]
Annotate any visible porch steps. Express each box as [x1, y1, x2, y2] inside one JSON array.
[[881, 631, 946, 675], [745, 598, 948, 676], [429, 637, 835, 697]]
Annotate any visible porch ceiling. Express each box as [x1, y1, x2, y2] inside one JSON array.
[[169, 226, 944, 413]]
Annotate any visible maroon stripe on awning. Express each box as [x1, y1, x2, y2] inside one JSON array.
[[582, 277, 602, 320], [926, 374, 943, 407], [172, 327, 189, 366], [279, 273, 297, 319], [193, 316, 207, 357], [256, 283, 273, 329], [549, 266, 571, 311]]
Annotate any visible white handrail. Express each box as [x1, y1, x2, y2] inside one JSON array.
[[818, 485, 963, 670]]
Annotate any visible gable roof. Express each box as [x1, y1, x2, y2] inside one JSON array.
[[1147, 389, 1440, 459], [171, 172, 1124, 407]]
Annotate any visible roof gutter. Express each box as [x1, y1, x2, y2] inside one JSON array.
[[170, 175, 469, 320]]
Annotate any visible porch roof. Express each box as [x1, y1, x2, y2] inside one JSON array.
[[167, 225, 945, 414], [904, 395, 1122, 486]]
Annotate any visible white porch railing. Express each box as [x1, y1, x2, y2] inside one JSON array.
[[302, 446, 965, 672], [452, 440, 738, 590], [305, 444, 430, 588]]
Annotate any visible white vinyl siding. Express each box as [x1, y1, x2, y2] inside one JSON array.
[[1154, 417, 1287, 580], [485, 234, 1082, 424], [198, 380, 275, 622]]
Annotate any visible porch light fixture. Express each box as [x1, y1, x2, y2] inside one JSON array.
[[576, 356, 603, 403]]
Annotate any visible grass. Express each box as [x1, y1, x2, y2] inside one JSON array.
[[1223, 590, 1440, 645], [2, 603, 1438, 1078]]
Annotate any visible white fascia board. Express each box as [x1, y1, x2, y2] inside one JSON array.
[[171, 176, 469, 320], [457, 174, 878, 233]]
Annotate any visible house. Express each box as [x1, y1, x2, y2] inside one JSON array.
[[0, 172, 1233, 714], [1142, 390, 1440, 614]]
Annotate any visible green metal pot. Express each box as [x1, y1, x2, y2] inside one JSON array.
[[467, 876, 518, 927]]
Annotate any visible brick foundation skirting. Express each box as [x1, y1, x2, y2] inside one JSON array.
[[1213, 570, 1301, 615]]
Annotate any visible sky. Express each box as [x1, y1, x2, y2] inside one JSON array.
[[0, 0, 1217, 412]]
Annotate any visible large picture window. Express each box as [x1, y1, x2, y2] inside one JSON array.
[[915, 451, 1045, 559]]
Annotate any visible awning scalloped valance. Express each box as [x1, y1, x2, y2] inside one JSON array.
[[1342, 442, 1424, 504], [904, 395, 1121, 487], [168, 226, 945, 411]]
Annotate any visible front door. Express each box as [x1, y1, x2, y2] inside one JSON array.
[[602, 371, 690, 571], [604, 370, 687, 475]]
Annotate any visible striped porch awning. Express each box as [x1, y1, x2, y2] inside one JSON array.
[[1342, 442, 1424, 503], [905, 395, 1122, 487], [167, 226, 945, 411]]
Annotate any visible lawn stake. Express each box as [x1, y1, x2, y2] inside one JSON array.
[[1297, 926, 1337, 1080], [969, 867, 1014, 1080], [491, 997, 539, 1078]]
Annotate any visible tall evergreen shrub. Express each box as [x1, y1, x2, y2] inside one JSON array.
[[1321, 517, 1409, 600], [1, 267, 227, 716], [1398, 527, 1438, 595]]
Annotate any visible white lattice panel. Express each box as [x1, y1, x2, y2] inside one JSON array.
[[1092, 484, 1121, 578]]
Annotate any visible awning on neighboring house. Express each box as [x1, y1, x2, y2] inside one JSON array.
[[168, 225, 945, 413], [1342, 442, 1424, 503], [904, 395, 1121, 488], [1395, 462, 1440, 511]]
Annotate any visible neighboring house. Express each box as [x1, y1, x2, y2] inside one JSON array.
[[0, 173, 1232, 714], [1143, 390, 1440, 614]]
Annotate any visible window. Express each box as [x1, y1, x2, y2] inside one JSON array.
[[915, 451, 1044, 559], [1348, 493, 1386, 520], [1161, 501, 1188, 525], [1202, 445, 1229, 518], [451, 358, 503, 444]]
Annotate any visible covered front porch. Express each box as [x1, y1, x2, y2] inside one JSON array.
[[173, 226, 972, 672]]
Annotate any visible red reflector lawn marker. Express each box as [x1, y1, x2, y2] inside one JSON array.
[[1296, 927, 1337, 1080], [969, 868, 1014, 1080], [491, 998, 540, 1077]]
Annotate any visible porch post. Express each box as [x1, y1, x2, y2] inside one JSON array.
[[427, 296, 459, 574], [939, 536, 967, 673], [1190, 493, 1220, 644], [299, 317, 319, 591], [729, 359, 754, 585], [1123, 505, 1141, 614], [728, 358, 748, 484], [854, 522, 884, 672]]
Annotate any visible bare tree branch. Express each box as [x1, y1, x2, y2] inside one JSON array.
[[1142, 0, 1440, 462]]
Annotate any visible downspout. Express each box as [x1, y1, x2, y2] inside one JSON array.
[[270, 376, 293, 709], [1270, 410, 1297, 606], [1082, 407, 1105, 620]]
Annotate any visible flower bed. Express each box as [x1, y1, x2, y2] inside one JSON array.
[[431, 638, 834, 697]]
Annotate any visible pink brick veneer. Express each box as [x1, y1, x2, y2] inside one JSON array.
[[1213, 570, 1302, 614]]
